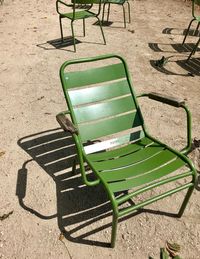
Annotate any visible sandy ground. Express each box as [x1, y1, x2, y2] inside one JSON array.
[[0, 0, 200, 258]]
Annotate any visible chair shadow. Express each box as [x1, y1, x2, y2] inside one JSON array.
[[150, 57, 200, 76], [149, 42, 200, 76], [149, 42, 200, 53], [16, 128, 180, 247], [162, 27, 200, 37], [36, 37, 82, 52]]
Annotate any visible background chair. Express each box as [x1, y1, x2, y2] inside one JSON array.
[[182, 0, 200, 44], [57, 54, 197, 247], [56, 0, 106, 52], [102, 0, 131, 28]]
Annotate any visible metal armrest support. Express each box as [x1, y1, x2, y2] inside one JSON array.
[[56, 111, 78, 134], [137, 92, 192, 154], [56, 0, 73, 15]]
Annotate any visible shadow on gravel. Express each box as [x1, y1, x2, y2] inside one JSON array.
[[36, 37, 81, 52], [162, 27, 200, 37], [16, 128, 181, 247], [149, 42, 200, 53], [150, 57, 200, 76]]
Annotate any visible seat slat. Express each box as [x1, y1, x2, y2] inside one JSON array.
[[87, 137, 153, 161], [78, 111, 142, 142], [74, 96, 135, 123], [100, 149, 177, 182], [68, 80, 130, 106], [64, 63, 126, 89], [91, 145, 164, 171], [108, 158, 187, 193]]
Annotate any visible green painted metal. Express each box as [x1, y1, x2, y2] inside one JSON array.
[[74, 95, 135, 123], [102, 0, 131, 28], [58, 54, 197, 248], [56, 0, 106, 52], [182, 0, 200, 59], [137, 94, 193, 155], [78, 110, 142, 142], [87, 136, 152, 160], [64, 63, 126, 88], [90, 145, 165, 170], [68, 80, 130, 105]]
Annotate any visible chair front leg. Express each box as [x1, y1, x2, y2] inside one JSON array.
[[59, 16, 64, 42], [111, 213, 118, 248], [195, 22, 200, 36], [122, 4, 126, 28], [187, 36, 200, 61], [127, 1, 131, 23], [96, 17, 106, 44], [182, 18, 195, 44], [107, 3, 111, 22], [83, 19, 86, 37], [71, 21, 76, 52]]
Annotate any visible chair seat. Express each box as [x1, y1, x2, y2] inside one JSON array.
[[60, 10, 95, 20], [87, 137, 191, 193], [104, 0, 125, 4]]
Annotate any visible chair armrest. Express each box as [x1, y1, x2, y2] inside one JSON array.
[[142, 92, 185, 107], [137, 92, 192, 154], [56, 0, 73, 14], [56, 112, 78, 134]]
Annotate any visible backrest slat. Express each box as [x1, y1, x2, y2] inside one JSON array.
[[64, 63, 126, 89], [68, 80, 130, 106], [78, 111, 142, 142], [74, 95, 135, 123]]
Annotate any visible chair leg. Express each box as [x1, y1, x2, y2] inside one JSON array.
[[111, 214, 118, 248], [182, 18, 195, 44], [59, 16, 64, 42], [187, 36, 200, 61], [96, 17, 106, 45], [102, 3, 106, 24], [107, 3, 111, 22], [122, 4, 126, 28], [127, 1, 131, 23], [177, 186, 195, 217], [195, 22, 200, 36], [71, 21, 76, 52], [83, 19, 86, 37]]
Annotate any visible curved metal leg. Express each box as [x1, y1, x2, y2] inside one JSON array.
[[195, 22, 200, 36], [127, 1, 131, 23], [59, 16, 64, 42], [83, 18, 86, 37], [187, 36, 200, 61], [102, 2, 106, 24], [182, 18, 195, 44], [71, 21, 76, 52], [122, 4, 126, 28], [96, 16, 106, 44], [177, 186, 195, 217], [107, 3, 111, 22], [111, 214, 118, 248]]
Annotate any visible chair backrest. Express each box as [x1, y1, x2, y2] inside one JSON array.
[[60, 54, 145, 154]]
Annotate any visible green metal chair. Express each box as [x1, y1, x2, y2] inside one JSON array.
[[56, 0, 106, 52], [56, 54, 197, 248], [182, 0, 200, 44], [102, 0, 131, 28]]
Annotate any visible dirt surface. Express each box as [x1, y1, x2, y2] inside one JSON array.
[[0, 0, 200, 258]]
